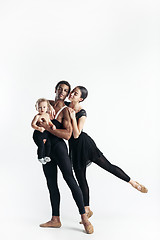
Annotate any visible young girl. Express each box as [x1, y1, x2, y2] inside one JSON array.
[[67, 86, 148, 220], [31, 98, 56, 164]]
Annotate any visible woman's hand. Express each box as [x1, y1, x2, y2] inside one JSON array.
[[68, 107, 76, 120]]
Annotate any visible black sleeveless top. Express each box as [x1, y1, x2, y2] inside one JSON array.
[[49, 119, 64, 148], [68, 107, 103, 170]]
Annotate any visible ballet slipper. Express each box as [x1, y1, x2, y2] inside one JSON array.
[[40, 220, 62, 228], [134, 182, 148, 193], [79, 209, 93, 224], [82, 221, 94, 234], [87, 209, 93, 218]]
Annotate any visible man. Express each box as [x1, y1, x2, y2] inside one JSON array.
[[38, 81, 93, 234]]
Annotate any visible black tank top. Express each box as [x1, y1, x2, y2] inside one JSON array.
[[49, 119, 64, 146]]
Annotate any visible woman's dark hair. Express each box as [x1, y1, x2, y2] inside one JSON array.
[[55, 80, 71, 95], [77, 86, 88, 101]]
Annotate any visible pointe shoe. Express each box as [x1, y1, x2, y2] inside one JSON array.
[[134, 182, 148, 193], [40, 220, 62, 228], [83, 221, 94, 234], [79, 209, 93, 224], [87, 209, 93, 218]]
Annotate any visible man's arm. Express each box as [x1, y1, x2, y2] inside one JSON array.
[[39, 108, 72, 140]]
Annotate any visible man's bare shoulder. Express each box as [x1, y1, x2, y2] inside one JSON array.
[[49, 100, 55, 107]]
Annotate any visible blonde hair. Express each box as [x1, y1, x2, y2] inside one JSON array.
[[35, 98, 51, 111]]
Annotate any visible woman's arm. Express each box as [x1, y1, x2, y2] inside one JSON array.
[[68, 108, 86, 138]]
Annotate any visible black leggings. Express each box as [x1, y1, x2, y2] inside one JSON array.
[[42, 140, 85, 216], [74, 154, 130, 206], [33, 130, 51, 159]]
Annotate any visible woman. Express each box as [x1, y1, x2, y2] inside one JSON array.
[[67, 86, 148, 219]]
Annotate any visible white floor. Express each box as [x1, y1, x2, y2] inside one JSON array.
[[1, 160, 159, 240], [1, 214, 159, 240]]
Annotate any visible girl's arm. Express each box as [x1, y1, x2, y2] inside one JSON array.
[[68, 108, 86, 138], [31, 115, 45, 132]]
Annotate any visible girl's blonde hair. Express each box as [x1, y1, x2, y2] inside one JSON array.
[[35, 98, 51, 111]]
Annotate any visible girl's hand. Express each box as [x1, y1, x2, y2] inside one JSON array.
[[52, 124, 56, 130], [49, 121, 56, 130], [39, 118, 49, 130], [68, 107, 76, 120], [39, 127, 45, 133]]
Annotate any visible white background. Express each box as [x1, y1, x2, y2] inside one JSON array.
[[0, 0, 159, 239]]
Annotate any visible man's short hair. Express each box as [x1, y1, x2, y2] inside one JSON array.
[[55, 81, 71, 95]]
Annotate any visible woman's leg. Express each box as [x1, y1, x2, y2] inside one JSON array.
[[74, 166, 93, 221], [92, 154, 148, 192], [92, 154, 130, 182], [74, 166, 89, 207]]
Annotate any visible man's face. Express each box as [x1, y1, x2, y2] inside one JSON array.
[[55, 84, 70, 100]]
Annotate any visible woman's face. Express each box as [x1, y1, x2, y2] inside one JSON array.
[[68, 87, 83, 102], [38, 101, 48, 114]]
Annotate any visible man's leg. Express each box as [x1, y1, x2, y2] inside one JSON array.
[[53, 141, 85, 215], [40, 159, 61, 228]]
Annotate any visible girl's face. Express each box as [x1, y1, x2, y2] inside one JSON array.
[[68, 87, 83, 103], [38, 101, 48, 114]]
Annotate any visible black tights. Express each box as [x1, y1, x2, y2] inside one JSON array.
[[42, 140, 85, 216], [74, 154, 130, 206], [33, 130, 51, 159]]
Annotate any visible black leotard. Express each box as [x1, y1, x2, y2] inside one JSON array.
[[69, 109, 103, 170], [67, 107, 130, 206]]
